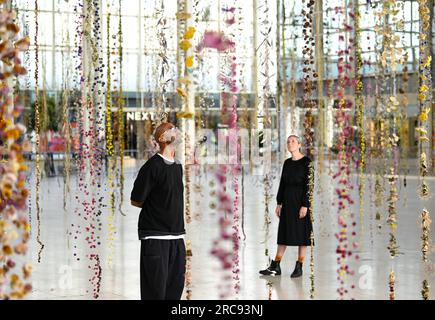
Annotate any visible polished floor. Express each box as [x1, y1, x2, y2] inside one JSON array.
[[24, 158, 435, 300]]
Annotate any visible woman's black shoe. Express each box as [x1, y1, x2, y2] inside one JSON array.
[[290, 261, 303, 278], [259, 260, 281, 276]]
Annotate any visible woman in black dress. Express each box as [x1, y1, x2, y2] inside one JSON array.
[[259, 134, 313, 278]]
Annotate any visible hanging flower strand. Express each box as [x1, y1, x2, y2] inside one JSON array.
[[421, 209, 431, 263], [0, 3, 32, 299], [224, 6, 242, 296], [417, 0, 432, 301], [75, 0, 103, 298], [354, 1, 365, 236], [117, 0, 125, 216], [256, 0, 273, 273], [202, 5, 239, 298], [301, 0, 317, 299], [421, 279, 430, 300], [374, 0, 405, 298], [105, 4, 116, 269], [33, 0, 44, 263], [333, 3, 359, 299], [308, 160, 315, 298], [176, 0, 197, 299], [177, 1, 196, 225]]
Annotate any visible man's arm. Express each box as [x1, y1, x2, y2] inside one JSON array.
[[130, 162, 154, 208], [130, 200, 143, 208]]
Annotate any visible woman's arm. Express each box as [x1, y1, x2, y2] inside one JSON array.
[[276, 161, 286, 205]]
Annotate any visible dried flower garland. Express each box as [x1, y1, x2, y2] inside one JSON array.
[[156, 0, 170, 115], [333, 2, 359, 299], [185, 240, 193, 299], [389, 270, 395, 300], [105, 4, 116, 268], [116, 0, 125, 213], [386, 167, 399, 257], [176, 0, 196, 299], [417, 0, 432, 302], [60, 21, 73, 252], [308, 160, 315, 298], [354, 2, 365, 235], [0, 3, 32, 299], [33, 0, 44, 263], [375, 0, 405, 298], [421, 279, 430, 300], [206, 4, 240, 298], [73, 0, 104, 298], [301, 0, 316, 158], [421, 209, 431, 262], [256, 0, 273, 264], [176, 0, 196, 226]]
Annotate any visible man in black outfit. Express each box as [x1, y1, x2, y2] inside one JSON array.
[[130, 122, 185, 300]]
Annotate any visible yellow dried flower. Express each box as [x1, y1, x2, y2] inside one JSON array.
[[183, 27, 196, 40], [176, 87, 187, 98], [179, 39, 192, 51], [185, 56, 194, 68]]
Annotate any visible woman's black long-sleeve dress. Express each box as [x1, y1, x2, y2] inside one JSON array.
[[276, 156, 313, 246]]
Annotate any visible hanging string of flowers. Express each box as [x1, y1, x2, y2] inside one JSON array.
[[105, 4, 116, 269], [374, 172, 384, 228], [416, 0, 431, 202], [321, 2, 334, 237], [256, 0, 273, 271], [33, 0, 44, 263], [301, 0, 317, 299], [91, 0, 105, 294], [301, 0, 316, 158], [421, 208, 431, 263], [398, 6, 409, 206], [0, 3, 32, 299], [235, 4, 247, 242], [389, 4, 402, 258], [376, 0, 405, 298], [185, 239, 193, 299], [201, 4, 238, 298], [60, 17, 73, 254], [308, 160, 315, 298], [177, 0, 196, 225], [372, 2, 387, 231], [389, 269, 395, 300], [156, 0, 170, 116], [333, 2, 359, 299], [89, 0, 105, 275], [417, 1, 432, 298], [359, 3, 376, 243], [313, 0, 326, 240], [74, 0, 103, 298], [194, 5, 212, 221], [19, 0, 33, 239], [116, 0, 125, 215], [421, 279, 430, 300], [176, 0, 197, 299], [70, 0, 85, 266], [227, 11, 242, 291], [354, 2, 366, 237]]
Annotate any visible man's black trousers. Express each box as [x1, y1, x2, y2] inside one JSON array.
[[140, 238, 186, 300]]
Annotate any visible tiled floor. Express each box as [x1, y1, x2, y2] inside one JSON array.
[[25, 158, 435, 299]]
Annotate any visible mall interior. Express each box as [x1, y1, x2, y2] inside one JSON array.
[[0, 0, 434, 300]]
